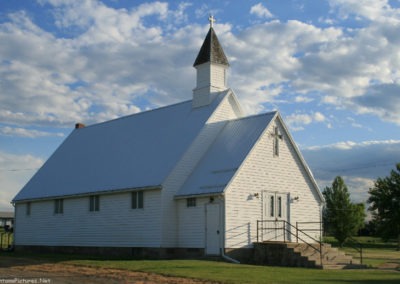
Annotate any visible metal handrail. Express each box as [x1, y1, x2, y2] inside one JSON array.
[[257, 220, 324, 265], [296, 221, 363, 265], [345, 237, 363, 265]]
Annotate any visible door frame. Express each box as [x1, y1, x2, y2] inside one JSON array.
[[261, 191, 290, 242]]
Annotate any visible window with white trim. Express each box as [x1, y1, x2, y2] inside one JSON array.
[[132, 191, 144, 209], [26, 202, 31, 216], [54, 199, 63, 214], [89, 195, 100, 212], [270, 196, 274, 217]]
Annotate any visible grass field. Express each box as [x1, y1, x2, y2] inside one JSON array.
[[324, 236, 400, 268], [1, 250, 398, 284], [64, 258, 400, 283], [1, 236, 398, 283]]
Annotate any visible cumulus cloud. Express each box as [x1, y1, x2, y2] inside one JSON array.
[[0, 1, 199, 128], [329, 0, 392, 21], [0, 126, 64, 138], [250, 3, 274, 19], [352, 83, 400, 124], [2, 0, 400, 130], [302, 140, 400, 202], [285, 111, 327, 131], [0, 152, 43, 211]]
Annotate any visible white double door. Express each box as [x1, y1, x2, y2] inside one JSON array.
[[262, 191, 289, 242]]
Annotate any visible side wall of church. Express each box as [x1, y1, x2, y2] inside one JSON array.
[[14, 189, 162, 248]]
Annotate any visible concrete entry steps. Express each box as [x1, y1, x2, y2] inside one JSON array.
[[254, 242, 368, 269]]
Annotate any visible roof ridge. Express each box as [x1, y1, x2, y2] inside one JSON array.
[[78, 99, 193, 130], [227, 110, 278, 123]]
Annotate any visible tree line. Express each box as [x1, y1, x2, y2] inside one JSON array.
[[323, 163, 400, 250]]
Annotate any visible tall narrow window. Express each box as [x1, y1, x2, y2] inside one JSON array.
[[26, 202, 31, 216], [274, 126, 280, 157], [132, 191, 144, 209], [89, 195, 100, 212], [277, 196, 282, 218], [54, 199, 63, 214], [270, 196, 274, 217]]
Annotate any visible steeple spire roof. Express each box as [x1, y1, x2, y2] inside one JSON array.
[[193, 26, 229, 67]]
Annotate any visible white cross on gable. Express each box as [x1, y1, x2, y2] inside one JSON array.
[[209, 15, 215, 28]]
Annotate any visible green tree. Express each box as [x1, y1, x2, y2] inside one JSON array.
[[323, 176, 365, 246], [368, 163, 400, 251]]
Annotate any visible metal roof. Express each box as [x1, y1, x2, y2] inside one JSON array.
[[13, 92, 229, 202], [176, 112, 277, 197]]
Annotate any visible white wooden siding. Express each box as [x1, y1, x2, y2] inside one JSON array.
[[224, 117, 322, 248], [14, 189, 162, 247], [177, 197, 209, 247], [210, 64, 227, 91], [195, 63, 211, 88]]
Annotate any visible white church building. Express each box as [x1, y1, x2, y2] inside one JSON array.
[[12, 19, 324, 261]]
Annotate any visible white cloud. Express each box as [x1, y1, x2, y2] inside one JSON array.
[[295, 96, 314, 103], [0, 2, 198, 127], [302, 140, 400, 202], [0, 152, 43, 211], [329, 0, 392, 21], [285, 111, 327, 131], [0, 126, 64, 138], [250, 3, 274, 19], [2, 0, 400, 133]]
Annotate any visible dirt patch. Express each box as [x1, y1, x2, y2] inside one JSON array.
[[0, 256, 218, 284]]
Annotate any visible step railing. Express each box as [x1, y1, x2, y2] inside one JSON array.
[[344, 237, 363, 265], [297, 221, 364, 265], [257, 220, 324, 265]]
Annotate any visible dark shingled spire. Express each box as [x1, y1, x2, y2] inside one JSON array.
[[193, 27, 229, 67]]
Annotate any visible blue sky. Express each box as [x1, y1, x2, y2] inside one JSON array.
[[1, 0, 400, 211]]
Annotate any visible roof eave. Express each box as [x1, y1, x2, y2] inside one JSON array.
[[174, 192, 225, 200], [12, 185, 162, 203]]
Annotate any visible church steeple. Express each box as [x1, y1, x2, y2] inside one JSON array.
[[192, 16, 230, 108]]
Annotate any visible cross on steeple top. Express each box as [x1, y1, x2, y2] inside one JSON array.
[[209, 14, 215, 28]]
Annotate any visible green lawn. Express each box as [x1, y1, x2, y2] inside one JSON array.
[[324, 236, 400, 268], [2, 252, 399, 284], [2, 237, 399, 283], [63, 258, 400, 283]]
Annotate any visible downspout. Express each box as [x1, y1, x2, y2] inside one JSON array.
[[221, 248, 240, 264], [220, 197, 240, 264]]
